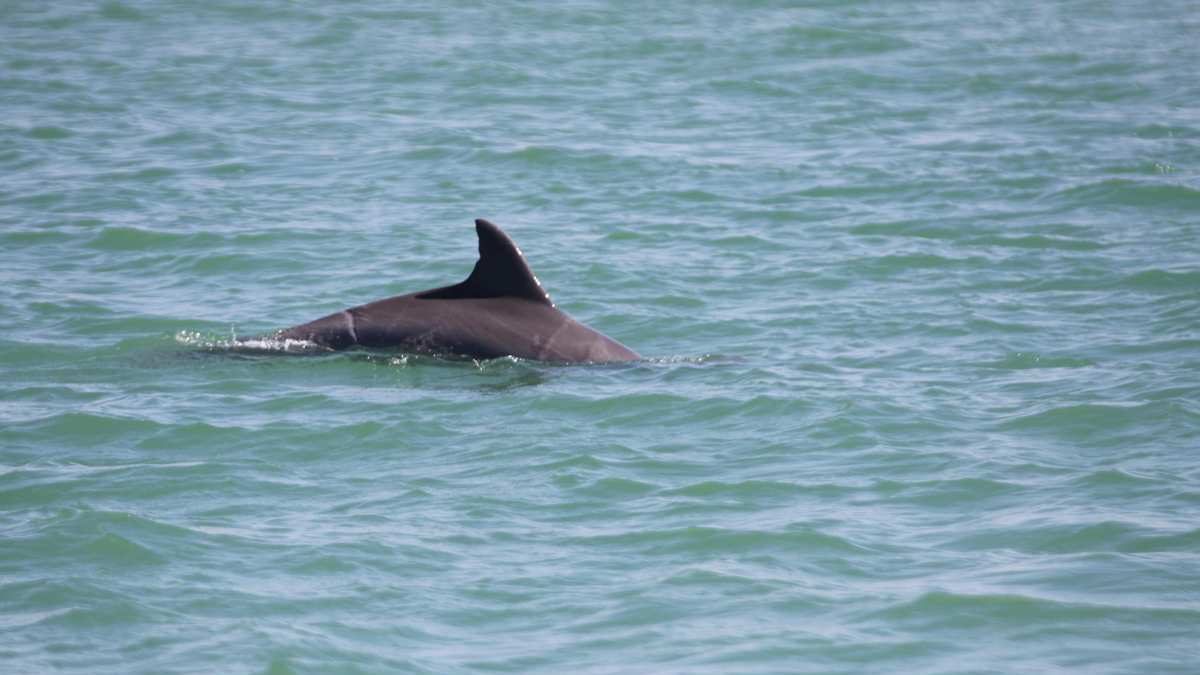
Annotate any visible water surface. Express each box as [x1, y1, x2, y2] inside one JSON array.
[[2, 1, 1199, 673]]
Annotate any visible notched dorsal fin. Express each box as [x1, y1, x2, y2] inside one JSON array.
[[417, 219, 554, 305]]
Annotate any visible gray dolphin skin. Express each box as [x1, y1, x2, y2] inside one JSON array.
[[272, 219, 640, 363]]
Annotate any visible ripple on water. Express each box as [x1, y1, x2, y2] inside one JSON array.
[[996, 401, 1177, 439]]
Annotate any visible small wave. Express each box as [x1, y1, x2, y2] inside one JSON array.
[[982, 352, 1095, 369], [774, 24, 915, 57], [849, 220, 959, 240], [1121, 269, 1200, 291], [7, 412, 164, 446], [87, 226, 220, 252], [1071, 468, 1162, 491], [0, 608, 73, 630], [575, 476, 659, 497], [175, 330, 326, 354], [4, 460, 207, 478], [642, 293, 706, 310], [965, 317, 1040, 334], [100, 165, 177, 182], [1051, 179, 1200, 210], [665, 479, 808, 499], [711, 233, 777, 249], [536, 454, 609, 474], [25, 125, 74, 140], [99, 1, 147, 21], [1120, 527, 1200, 554], [1134, 123, 1200, 140], [83, 531, 167, 567], [861, 253, 970, 276], [949, 520, 1200, 556], [567, 525, 872, 556], [866, 589, 1200, 628], [705, 78, 799, 98], [645, 354, 742, 365], [869, 477, 1021, 507], [202, 161, 256, 176], [969, 234, 1106, 251], [661, 567, 773, 592], [997, 401, 1167, 437]]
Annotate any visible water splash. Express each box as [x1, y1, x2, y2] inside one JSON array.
[[174, 330, 326, 354]]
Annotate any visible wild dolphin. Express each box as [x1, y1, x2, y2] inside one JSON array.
[[271, 219, 640, 363]]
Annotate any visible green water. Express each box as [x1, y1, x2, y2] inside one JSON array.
[[3, 1, 1199, 673]]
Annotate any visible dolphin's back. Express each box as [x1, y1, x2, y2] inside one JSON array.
[[272, 220, 640, 363]]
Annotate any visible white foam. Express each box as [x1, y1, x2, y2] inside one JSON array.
[[174, 331, 324, 353]]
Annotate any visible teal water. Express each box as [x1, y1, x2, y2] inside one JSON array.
[[3, 1, 1199, 672]]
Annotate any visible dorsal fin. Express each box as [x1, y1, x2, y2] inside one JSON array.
[[417, 219, 554, 305]]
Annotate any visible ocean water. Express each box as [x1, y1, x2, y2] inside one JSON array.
[[2, 0, 1199, 672]]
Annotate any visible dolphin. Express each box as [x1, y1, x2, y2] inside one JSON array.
[[270, 219, 640, 363]]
